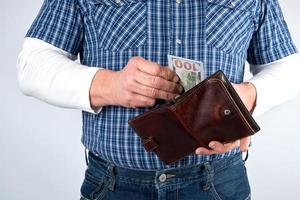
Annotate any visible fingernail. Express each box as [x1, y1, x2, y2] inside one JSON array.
[[209, 143, 216, 149], [179, 86, 184, 93], [175, 95, 181, 99]]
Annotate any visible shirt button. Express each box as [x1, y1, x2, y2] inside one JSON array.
[[229, 2, 236, 8], [115, 0, 121, 4], [176, 0, 181, 4], [159, 174, 167, 182], [176, 39, 182, 45]]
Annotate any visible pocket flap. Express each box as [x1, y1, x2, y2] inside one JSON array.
[[207, 0, 254, 11], [90, 0, 143, 6]]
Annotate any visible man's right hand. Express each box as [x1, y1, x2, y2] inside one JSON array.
[[89, 57, 183, 109]]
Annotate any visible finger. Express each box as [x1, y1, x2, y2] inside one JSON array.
[[231, 83, 238, 90], [127, 94, 156, 108], [134, 70, 183, 94], [131, 82, 178, 100], [133, 57, 179, 82], [159, 67, 180, 82], [209, 140, 240, 154], [195, 147, 217, 155], [240, 137, 250, 152]]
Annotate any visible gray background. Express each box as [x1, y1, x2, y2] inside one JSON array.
[[0, 0, 299, 199]]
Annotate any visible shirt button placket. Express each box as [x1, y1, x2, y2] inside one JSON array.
[[176, 39, 182, 45], [229, 2, 236, 8], [175, 0, 182, 47]]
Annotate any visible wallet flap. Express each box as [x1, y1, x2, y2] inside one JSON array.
[[212, 71, 260, 132], [170, 74, 257, 147]]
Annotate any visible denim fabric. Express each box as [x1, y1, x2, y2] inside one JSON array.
[[80, 152, 251, 200]]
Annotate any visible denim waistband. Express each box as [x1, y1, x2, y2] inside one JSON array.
[[88, 151, 244, 186]]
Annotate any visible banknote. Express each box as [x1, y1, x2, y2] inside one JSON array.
[[168, 55, 205, 92]]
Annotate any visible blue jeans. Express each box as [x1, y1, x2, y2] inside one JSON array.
[[80, 152, 251, 200]]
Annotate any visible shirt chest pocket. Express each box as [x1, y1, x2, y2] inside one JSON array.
[[89, 0, 147, 51], [206, 0, 255, 54]]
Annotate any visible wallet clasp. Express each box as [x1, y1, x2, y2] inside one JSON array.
[[142, 136, 159, 152]]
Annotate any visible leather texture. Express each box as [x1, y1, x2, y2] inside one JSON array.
[[128, 70, 260, 164]]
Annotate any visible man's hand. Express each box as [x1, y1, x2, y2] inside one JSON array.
[[89, 57, 183, 109], [195, 82, 257, 155], [231, 82, 257, 113]]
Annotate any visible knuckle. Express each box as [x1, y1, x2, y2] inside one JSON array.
[[128, 56, 142, 68], [124, 79, 133, 90], [165, 92, 171, 100], [151, 76, 161, 87], [127, 79, 135, 89], [166, 93, 175, 100], [127, 58, 135, 68], [149, 76, 156, 85], [126, 65, 135, 74], [148, 88, 157, 98], [153, 64, 161, 75], [129, 56, 140, 63]]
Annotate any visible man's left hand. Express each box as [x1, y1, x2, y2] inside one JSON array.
[[195, 82, 257, 155]]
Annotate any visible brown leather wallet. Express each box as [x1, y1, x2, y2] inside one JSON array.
[[128, 70, 260, 164]]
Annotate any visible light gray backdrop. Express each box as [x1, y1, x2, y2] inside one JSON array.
[[0, 0, 299, 199]]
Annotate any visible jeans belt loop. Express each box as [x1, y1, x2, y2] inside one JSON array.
[[203, 162, 213, 191], [107, 164, 116, 191]]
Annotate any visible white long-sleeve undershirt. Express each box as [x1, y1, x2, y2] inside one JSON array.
[[17, 37, 101, 113], [17, 37, 300, 116], [248, 53, 300, 117]]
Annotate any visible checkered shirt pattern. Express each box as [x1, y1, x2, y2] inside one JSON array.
[[26, 0, 297, 169]]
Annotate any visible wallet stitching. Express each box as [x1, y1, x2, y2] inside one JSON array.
[[170, 80, 210, 109], [215, 79, 255, 134], [142, 137, 159, 152]]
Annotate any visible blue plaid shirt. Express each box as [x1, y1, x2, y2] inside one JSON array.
[[26, 0, 297, 169]]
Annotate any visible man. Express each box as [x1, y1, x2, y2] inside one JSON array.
[[17, 0, 299, 199]]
